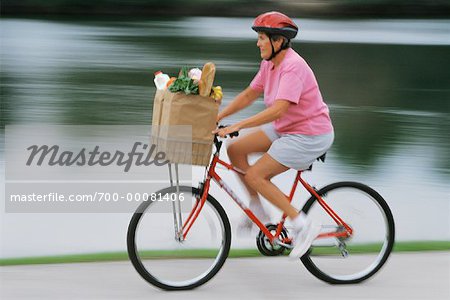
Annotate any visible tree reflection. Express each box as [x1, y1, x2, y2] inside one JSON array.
[[1, 19, 448, 176]]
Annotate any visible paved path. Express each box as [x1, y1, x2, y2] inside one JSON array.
[[1, 252, 449, 300]]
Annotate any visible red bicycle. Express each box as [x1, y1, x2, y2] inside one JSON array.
[[127, 129, 395, 290]]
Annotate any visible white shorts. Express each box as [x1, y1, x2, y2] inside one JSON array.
[[261, 123, 334, 170]]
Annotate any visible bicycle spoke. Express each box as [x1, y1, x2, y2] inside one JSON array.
[[127, 186, 231, 290], [301, 182, 395, 284]]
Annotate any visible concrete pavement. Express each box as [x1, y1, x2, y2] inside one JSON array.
[[1, 252, 449, 300]]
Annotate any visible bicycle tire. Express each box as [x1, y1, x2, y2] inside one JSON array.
[[127, 186, 231, 290], [300, 181, 395, 284]]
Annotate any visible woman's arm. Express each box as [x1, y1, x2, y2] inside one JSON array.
[[213, 100, 291, 137], [217, 87, 262, 122]]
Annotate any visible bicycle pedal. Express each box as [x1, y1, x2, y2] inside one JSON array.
[[274, 240, 293, 249]]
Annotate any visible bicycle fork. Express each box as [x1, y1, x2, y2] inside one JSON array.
[[168, 163, 184, 242]]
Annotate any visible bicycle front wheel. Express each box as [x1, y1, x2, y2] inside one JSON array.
[[300, 182, 395, 284], [127, 186, 231, 290]]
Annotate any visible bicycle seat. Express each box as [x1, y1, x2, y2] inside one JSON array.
[[305, 152, 326, 171]]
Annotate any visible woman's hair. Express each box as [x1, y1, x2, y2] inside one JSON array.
[[270, 35, 292, 49]]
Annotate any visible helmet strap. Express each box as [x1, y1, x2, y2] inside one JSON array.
[[265, 35, 289, 61]]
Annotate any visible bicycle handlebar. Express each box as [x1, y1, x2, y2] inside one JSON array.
[[213, 124, 239, 154], [217, 124, 239, 138]]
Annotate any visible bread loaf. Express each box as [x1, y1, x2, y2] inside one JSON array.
[[199, 62, 216, 97]]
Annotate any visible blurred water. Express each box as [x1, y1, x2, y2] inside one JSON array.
[[0, 18, 449, 257]]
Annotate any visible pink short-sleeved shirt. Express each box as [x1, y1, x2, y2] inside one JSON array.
[[250, 48, 333, 135]]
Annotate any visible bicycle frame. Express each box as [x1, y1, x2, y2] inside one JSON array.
[[180, 147, 353, 245]]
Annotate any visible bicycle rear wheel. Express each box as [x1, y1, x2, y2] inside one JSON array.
[[127, 186, 231, 290], [300, 182, 395, 284]]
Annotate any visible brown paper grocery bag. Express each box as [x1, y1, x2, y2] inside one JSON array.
[[151, 89, 165, 126], [150, 89, 165, 144], [158, 90, 219, 165]]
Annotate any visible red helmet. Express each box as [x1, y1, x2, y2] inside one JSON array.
[[252, 11, 298, 40]]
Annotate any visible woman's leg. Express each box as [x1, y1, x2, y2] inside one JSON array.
[[244, 153, 298, 218], [227, 129, 273, 222], [227, 129, 272, 197], [245, 153, 321, 258]]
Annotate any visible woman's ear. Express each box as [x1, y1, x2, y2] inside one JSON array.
[[274, 38, 284, 51], [270, 37, 283, 51]]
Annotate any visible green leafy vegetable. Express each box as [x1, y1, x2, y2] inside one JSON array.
[[168, 66, 199, 95]]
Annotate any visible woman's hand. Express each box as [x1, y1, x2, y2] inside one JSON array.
[[212, 124, 240, 138]]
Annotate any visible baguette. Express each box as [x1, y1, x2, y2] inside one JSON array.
[[199, 62, 216, 97]]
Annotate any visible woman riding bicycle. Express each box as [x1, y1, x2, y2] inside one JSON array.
[[213, 11, 334, 258]]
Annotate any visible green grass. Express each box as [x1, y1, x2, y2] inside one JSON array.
[[0, 249, 261, 266], [309, 241, 450, 256], [1, 241, 448, 266], [393, 241, 450, 252]]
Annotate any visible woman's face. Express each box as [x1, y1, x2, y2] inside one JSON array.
[[256, 32, 272, 60]]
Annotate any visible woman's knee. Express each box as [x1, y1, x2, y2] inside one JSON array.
[[245, 167, 264, 189]]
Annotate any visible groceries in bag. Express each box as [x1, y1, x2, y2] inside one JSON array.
[[210, 86, 223, 102], [153, 71, 170, 90], [159, 63, 220, 100], [198, 62, 216, 97], [151, 63, 221, 166], [165, 77, 177, 88], [168, 67, 199, 95], [188, 68, 202, 83]]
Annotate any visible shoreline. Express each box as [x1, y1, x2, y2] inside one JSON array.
[[1, 241, 449, 266], [1, 2, 450, 19]]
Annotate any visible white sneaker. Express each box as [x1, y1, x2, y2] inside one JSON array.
[[236, 210, 270, 235], [289, 219, 321, 259], [237, 217, 253, 233], [237, 196, 270, 235]]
